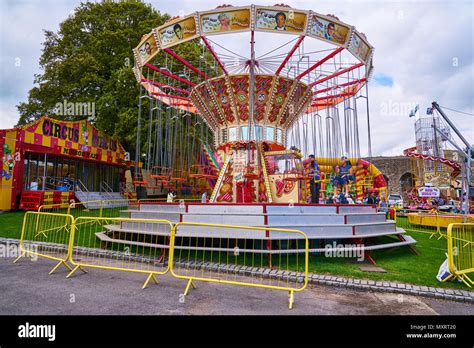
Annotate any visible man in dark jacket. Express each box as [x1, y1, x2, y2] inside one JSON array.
[[308, 155, 321, 203], [367, 192, 377, 205]]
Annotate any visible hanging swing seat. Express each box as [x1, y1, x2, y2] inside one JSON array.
[[163, 181, 177, 190], [188, 165, 217, 179], [170, 169, 187, 183], [150, 166, 171, 181], [133, 173, 148, 187], [188, 165, 206, 179]]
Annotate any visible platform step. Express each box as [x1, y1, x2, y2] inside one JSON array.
[[95, 231, 168, 249]]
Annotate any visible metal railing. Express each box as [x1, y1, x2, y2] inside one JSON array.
[[16, 211, 310, 309], [394, 208, 474, 240], [445, 223, 474, 287]]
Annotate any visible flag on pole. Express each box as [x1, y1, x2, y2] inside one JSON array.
[[426, 107, 433, 115], [409, 104, 420, 117]]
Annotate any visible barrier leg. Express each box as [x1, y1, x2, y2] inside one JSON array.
[[440, 273, 455, 282], [142, 273, 159, 289], [183, 278, 197, 296], [13, 251, 26, 264], [49, 260, 73, 275], [288, 290, 294, 310], [66, 265, 80, 279], [464, 274, 473, 286], [459, 274, 472, 288]]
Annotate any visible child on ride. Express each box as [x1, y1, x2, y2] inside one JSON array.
[[333, 156, 354, 196]]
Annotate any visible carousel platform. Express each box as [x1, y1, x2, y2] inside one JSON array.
[[94, 203, 416, 254]]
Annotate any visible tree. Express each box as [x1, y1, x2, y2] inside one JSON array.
[[16, 1, 170, 153]]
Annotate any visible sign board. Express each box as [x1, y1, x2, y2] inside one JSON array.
[[19, 191, 44, 211], [234, 173, 243, 182], [199, 7, 251, 35], [424, 171, 451, 188], [418, 186, 440, 198]]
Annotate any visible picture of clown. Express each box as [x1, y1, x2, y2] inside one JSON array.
[[81, 123, 90, 152], [2, 144, 15, 180]]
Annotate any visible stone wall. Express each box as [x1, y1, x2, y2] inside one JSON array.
[[363, 156, 412, 195]]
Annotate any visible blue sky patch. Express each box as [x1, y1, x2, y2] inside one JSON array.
[[373, 73, 394, 87]]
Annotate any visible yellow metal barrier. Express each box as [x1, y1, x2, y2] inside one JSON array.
[[67, 216, 173, 289], [169, 222, 309, 309], [14, 212, 74, 274], [39, 199, 138, 220], [394, 208, 445, 239], [38, 202, 72, 215], [445, 223, 474, 287], [395, 208, 474, 240]]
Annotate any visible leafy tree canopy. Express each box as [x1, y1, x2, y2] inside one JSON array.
[[16, 0, 171, 153]]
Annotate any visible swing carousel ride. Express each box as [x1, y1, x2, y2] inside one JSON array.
[[131, 4, 388, 203]]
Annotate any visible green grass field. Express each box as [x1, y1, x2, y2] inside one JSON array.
[[0, 210, 470, 289]]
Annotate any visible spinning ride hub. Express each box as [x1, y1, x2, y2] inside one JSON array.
[[190, 74, 313, 147]]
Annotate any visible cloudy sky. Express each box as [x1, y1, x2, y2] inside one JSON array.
[[0, 0, 472, 156]]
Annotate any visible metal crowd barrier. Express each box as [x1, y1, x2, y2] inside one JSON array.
[[38, 199, 138, 220], [169, 222, 309, 309], [14, 212, 74, 274], [16, 212, 310, 309], [445, 223, 474, 287], [66, 217, 173, 289], [394, 208, 446, 239]]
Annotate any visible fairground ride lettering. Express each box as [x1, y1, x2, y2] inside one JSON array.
[[63, 147, 98, 160]]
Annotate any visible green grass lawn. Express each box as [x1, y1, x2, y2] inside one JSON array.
[[0, 211, 25, 239], [0, 210, 470, 290]]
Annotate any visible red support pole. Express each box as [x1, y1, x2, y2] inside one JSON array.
[[141, 78, 190, 94], [295, 47, 344, 80], [313, 91, 355, 101], [310, 102, 334, 108], [163, 48, 209, 80], [144, 63, 196, 87], [309, 62, 364, 87], [313, 77, 367, 95], [275, 35, 305, 75], [151, 93, 190, 101], [201, 36, 228, 75]]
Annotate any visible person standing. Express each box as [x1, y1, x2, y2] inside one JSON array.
[[167, 191, 176, 203], [63, 172, 73, 190], [201, 191, 207, 203], [367, 191, 376, 205], [308, 154, 321, 203]]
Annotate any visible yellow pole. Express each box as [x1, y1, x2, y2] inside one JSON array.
[[99, 200, 104, 218]]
